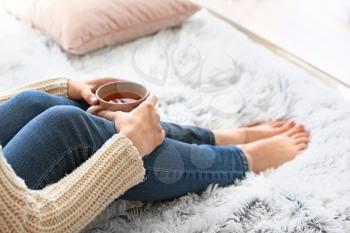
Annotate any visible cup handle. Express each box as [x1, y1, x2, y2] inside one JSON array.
[[86, 105, 105, 114]]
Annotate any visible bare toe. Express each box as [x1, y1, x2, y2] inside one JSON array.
[[286, 124, 305, 136], [295, 137, 309, 144], [242, 123, 310, 173], [297, 143, 308, 151], [292, 132, 309, 139], [280, 120, 295, 130]]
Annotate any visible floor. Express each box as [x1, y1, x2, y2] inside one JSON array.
[[190, 0, 350, 101]]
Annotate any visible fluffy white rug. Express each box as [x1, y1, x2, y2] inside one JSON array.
[[1, 4, 350, 233]]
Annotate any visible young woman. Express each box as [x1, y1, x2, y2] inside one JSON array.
[[0, 77, 309, 232]]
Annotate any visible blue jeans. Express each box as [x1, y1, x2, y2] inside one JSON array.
[[1, 90, 249, 201]]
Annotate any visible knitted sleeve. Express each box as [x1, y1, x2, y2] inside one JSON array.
[[0, 77, 68, 104], [0, 134, 145, 233]]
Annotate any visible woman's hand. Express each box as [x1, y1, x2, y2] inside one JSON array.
[[67, 77, 121, 105], [96, 94, 165, 157]]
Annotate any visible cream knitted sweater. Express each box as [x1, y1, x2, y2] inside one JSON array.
[[0, 78, 145, 233]]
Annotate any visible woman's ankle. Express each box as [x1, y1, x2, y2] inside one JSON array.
[[214, 128, 246, 146], [239, 146, 255, 172]]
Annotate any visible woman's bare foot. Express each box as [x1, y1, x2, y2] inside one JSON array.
[[215, 120, 295, 146], [240, 124, 309, 173]]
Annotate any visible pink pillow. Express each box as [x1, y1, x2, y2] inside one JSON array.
[[22, 0, 200, 55]]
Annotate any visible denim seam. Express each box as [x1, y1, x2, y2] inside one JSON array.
[[162, 123, 171, 138], [237, 147, 250, 173], [34, 145, 97, 189], [206, 129, 216, 145]]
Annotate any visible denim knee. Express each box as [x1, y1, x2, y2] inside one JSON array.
[[40, 105, 86, 125], [39, 105, 115, 137], [13, 90, 55, 111]]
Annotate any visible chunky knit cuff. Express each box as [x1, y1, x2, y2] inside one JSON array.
[[0, 135, 145, 233], [0, 77, 68, 104]]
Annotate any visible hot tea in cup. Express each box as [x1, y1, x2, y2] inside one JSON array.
[[87, 81, 149, 113], [103, 92, 142, 104]]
